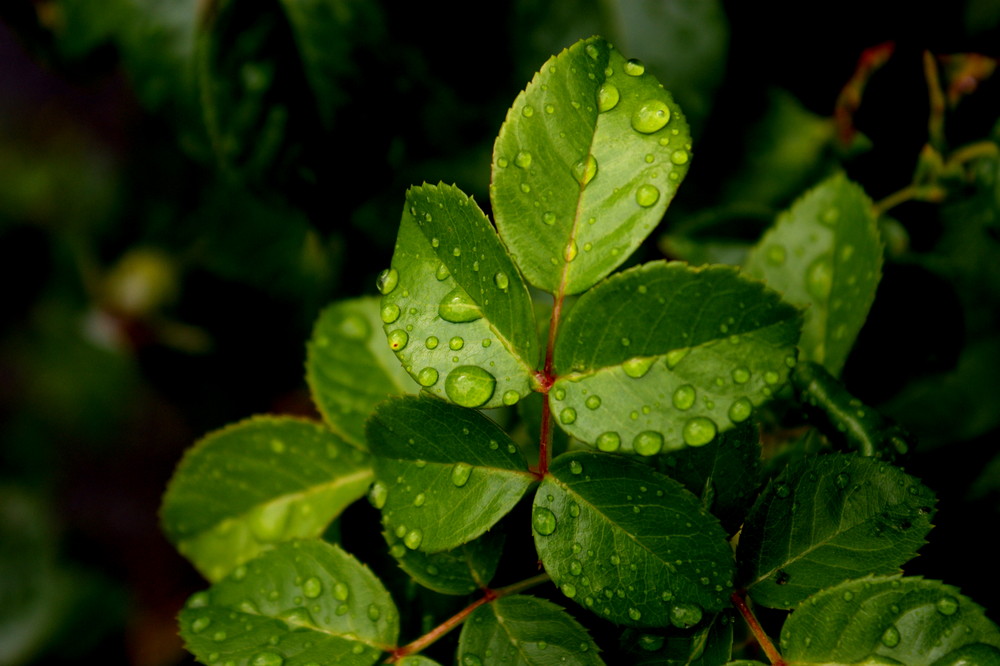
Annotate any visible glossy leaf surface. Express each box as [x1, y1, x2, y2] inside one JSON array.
[[366, 396, 536, 553], [745, 174, 882, 376], [738, 454, 936, 609], [307, 297, 418, 447], [180, 541, 398, 665], [551, 262, 801, 453], [457, 595, 605, 665], [780, 576, 1000, 665], [383, 529, 503, 596], [492, 36, 692, 295], [162, 417, 372, 581], [381, 183, 538, 409], [534, 452, 734, 627]]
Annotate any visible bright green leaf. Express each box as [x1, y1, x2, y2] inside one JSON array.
[[381, 183, 538, 409], [161, 417, 372, 581], [457, 595, 605, 665], [738, 454, 936, 609], [366, 396, 537, 553], [306, 297, 418, 447], [492, 35, 692, 295], [179, 540, 398, 665], [383, 528, 503, 596], [534, 452, 734, 627], [745, 173, 883, 376], [551, 261, 801, 453], [780, 576, 1000, 665]]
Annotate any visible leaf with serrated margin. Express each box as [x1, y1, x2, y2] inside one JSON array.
[[745, 173, 882, 376], [492, 36, 692, 295], [380, 183, 538, 409], [623, 612, 735, 665], [738, 453, 936, 609], [307, 297, 418, 448], [366, 396, 536, 553], [383, 528, 503, 596], [458, 595, 605, 665], [551, 261, 801, 454], [780, 576, 1000, 665], [533, 451, 734, 627], [179, 540, 398, 666], [161, 417, 371, 581]]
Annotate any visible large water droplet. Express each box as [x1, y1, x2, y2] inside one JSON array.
[[387, 329, 408, 351], [445, 366, 496, 407], [369, 481, 388, 509], [633, 431, 664, 456], [502, 390, 520, 406], [631, 100, 671, 133], [596, 431, 621, 452], [728, 398, 752, 424], [532, 506, 557, 536], [451, 462, 473, 487], [404, 529, 423, 550], [683, 417, 717, 447], [376, 268, 398, 295], [514, 151, 532, 168], [623, 356, 655, 378], [672, 384, 696, 410], [417, 367, 439, 387], [439, 288, 482, 323], [806, 255, 834, 300], [597, 84, 620, 112], [380, 303, 400, 324], [560, 408, 577, 424], [669, 603, 703, 629], [494, 272, 509, 290], [435, 262, 450, 281], [573, 155, 598, 186], [635, 184, 660, 207], [670, 149, 689, 165], [585, 395, 601, 410], [732, 367, 751, 384], [623, 58, 645, 76], [449, 336, 464, 350], [881, 625, 901, 648], [936, 596, 959, 616], [302, 577, 323, 599]]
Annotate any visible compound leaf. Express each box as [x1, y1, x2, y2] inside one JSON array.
[[780, 576, 1000, 665], [306, 297, 418, 448], [492, 35, 692, 295], [457, 595, 605, 665], [551, 261, 801, 454], [161, 417, 372, 582], [738, 454, 936, 609], [745, 173, 883, 376], [381, 183, 538, 409], [533, 452, 734, 627], [366, 396, 536, 553], [179, 540, 398, 666], [383, 528, 504, 596]]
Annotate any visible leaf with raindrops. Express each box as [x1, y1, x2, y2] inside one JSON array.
[[179, 540, 398, 666], [533, 451, 734, 627], [492, 35, 692, 295], [457, 595, 606, 666], [744, 173, 883, 377], [622, 611, 735, 665], [737, 453, 936, 609], [380, 183, 538, 409], [780, 576, 1000, 665], [550, 261, 801, 455], [396, 656, 444, 666], [306, 297, 419, 448], [382, 528, 504, 596], [161, 417, 372, 582], [365, 395, 537, 553]]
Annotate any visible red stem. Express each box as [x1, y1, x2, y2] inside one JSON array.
[[731, 591, 786, 666], [534, 292, 564, 477]]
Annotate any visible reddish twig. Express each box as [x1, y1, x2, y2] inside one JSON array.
[[731, 590, 786, 666]]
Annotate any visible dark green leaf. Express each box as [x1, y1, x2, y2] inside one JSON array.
[[738, 454, 936, 609], [384, 529, 504, 596], [381, 183, 538, 409], [745, 174, 883, 376], [457, 595, 605, 665], [397, 656, 444, 666], [179, 540, 398, 665], [307, 297, 418, 447], [534, 452, 734, 627], [366, 396, 537, 553], [161, 417, 372, 581], [492, 36, 692, 295], [780, 576, 1000, 665], [623, 612, 734, 665], [551, 261, 801, 454]]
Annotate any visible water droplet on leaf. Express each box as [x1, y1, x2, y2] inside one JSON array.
[[597, 84, 620, 112], [623, 58, 645, 76], [451, 462, 473, 487], [573, 155, 598, 186], [631, 100, 671, 133], [728, 398, 752, 423], [387, 330, 408, 351], [683, 417, 717, 446], [380, 304, 400, 324], [404, 529, 423, 550], [672, 384, 696, 410], [514, 151, 532, 168], [302, 577, 322, 599], [445, 366, 496, 407], [633, 431, 664, 456], [494, 272, 509, 290], [669, 603, 703, 629], [635, 184, 660, 207], [439, 288, 482, 323], [532, 506, 557, 536], [376, 268, 398, 295]]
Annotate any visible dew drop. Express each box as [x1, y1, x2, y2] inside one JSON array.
[[302, 577, 323, 599], [628, 607, 643, 621], [413, 493, 426, 507], [728, 398, 752, 424], [623, 356, 655, 378], [936, 596, 959, 616], [404, 529, 423, 550], [569, 460, 583, 475], [732, 366, 751, 384], [439, 288, 482, 323], [569, 559, 583, 576], [514, 151, 532, 168], [633, 431, 664, 456], [585, 395, 602, 410], [635, 184, 661, 207], [672, 384, 696, 410], [333, 582, 350, 601], [532, 506, 557, 536], [368, 482, 388, 509], [376, 268, 398, 295], [380, 303, 400, 324], [670, 149, 689, 165], [881, 626, 901, 648], [522, 105, 535, 118], [435, 262, 450, 281], [445, 366, 496, 407], [669, 603, 703, 629], [560, 408, 577, 424], [543, 211, 556, 226], [806, 255, 834, 300], [623, 58, 645, 76], [596, 431, 621, 452], [573, 155, 598, 186], [562, 584, 577, 598], [683, 417, 717, 447], [664, 348, 689, 369], [425, 336, 439, 349], [597, 84, 620, 112], [462, 655, 483, 666], [417, 367, 439, 387], [449, 336, 464, 350], [564, 241, 579, 263], [493, 272, 509, 290], [387, 329, 408, 351], [631, 100, 671, 133], [502, 390, 520, 406], [451, 462, 473, 487], [192, 616, 212, 633]]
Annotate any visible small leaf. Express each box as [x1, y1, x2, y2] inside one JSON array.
[[551, 261, 801, 453], [457, 595, 605, 665], [381, 183, 538, 409], [622, 612, 735, 665], [161, 417, 372, 581], [366, 396, 537, 553], [745, 173, 883, 376], [534, 452, 734, 627], [397, 656, 444, 666], [179, 540, 398, 666], [306, 297, 418, 447], [780, 576, 1000, 665], [492, 36, 692, 295], [383, 528, 504, 596], [738, 454, 936, 609]]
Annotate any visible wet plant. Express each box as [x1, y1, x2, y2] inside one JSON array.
[[161, 37, 1000, 665]]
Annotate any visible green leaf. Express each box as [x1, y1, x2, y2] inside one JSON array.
[[179, 540, 398, 665], [492, 36, 692, 295], [161, 417, 372, 581], [623, 612, 734, 665], [744, 173, 883, 376], [365, 396, 537, 553], [307, 297, 418, 447], [738, 454, 936, 609], [457, 595, 605, 665], [383, 528, 504, 596], [780, 576, 1000, 665], [397, 657, 443, 666], [551, 261, 801, 454], [533, 452, 734, 627], [381, 183, 538, 409]]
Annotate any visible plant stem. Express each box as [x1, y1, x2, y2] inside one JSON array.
[[536, 292, 565, 477], [731, 590, 786, 666]]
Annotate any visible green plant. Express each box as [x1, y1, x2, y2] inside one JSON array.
[[160, 36, 1000, 665]]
